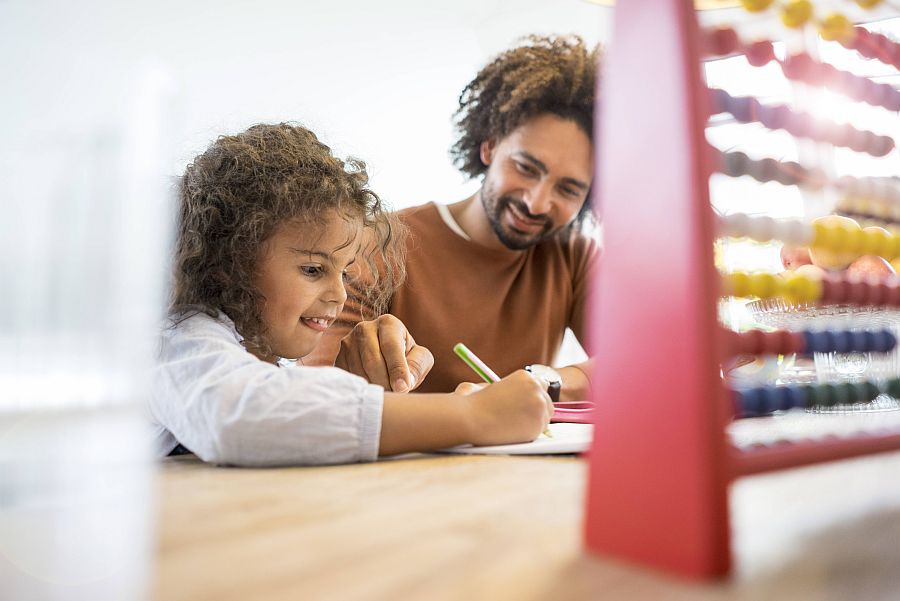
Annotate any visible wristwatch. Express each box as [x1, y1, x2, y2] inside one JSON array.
[[526, 364, 562, 402]]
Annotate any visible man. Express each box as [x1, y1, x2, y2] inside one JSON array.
[[314, 34, 600, 401]]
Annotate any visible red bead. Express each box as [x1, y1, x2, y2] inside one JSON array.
[[790, 331, 807, 354], [746, 329, 766, 354], [745, 40, 775, 67], [822, 276, 846, 303], [888, 281, 900, 306], [847, 277, 870, 304], [707, 27, 740, 56]]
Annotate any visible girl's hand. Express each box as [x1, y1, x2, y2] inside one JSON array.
[[454, 381, 488, 396], [461, 370, 552, 447]]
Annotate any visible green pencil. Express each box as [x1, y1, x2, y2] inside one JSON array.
[[453, 343, 553, 438]]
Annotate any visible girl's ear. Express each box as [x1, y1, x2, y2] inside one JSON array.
[[479, 139, 496, 166]]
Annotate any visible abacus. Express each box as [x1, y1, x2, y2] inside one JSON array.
[[585, 0, 900, 578]]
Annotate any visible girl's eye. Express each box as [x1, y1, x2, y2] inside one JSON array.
[[300, 265, 323, 277]]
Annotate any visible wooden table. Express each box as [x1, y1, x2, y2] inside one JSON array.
[[154, 430, 900, 601]]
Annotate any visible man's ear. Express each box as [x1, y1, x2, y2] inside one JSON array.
[[479, 139, 496, 166]]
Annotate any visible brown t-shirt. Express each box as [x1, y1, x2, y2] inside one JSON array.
[[310, 202, 599, 393]]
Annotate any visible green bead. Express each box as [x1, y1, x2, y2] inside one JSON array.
[[835, 382, 855, 404], [819, 383, 837, 407]]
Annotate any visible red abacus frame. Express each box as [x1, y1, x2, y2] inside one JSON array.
[[585, 0, 900, 578]]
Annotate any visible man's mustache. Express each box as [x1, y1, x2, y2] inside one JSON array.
[[501, 197, 551, 226]]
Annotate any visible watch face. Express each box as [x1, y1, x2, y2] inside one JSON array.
[[527, 364, 561, 384]]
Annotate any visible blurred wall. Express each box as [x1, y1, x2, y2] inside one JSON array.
[[2, 0, 611, 210]]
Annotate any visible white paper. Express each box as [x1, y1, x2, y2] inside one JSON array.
[[437, 423, 593, 455]]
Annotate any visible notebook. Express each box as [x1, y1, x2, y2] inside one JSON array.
[[437, 423, 593, 455]]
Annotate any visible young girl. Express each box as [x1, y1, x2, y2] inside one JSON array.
[[150, 123, 552, 466]]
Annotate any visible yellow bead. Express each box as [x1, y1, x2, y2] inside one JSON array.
[[781, 0, 813, 28], [783, 274, 821, 303], [812, 221, 836, 248], [818, 13, 856, 44], [726, 272, 751, 297], [856, 0, 883, 8], [843, 225, 866, 254], [752, 272, 779, 298], [741, 0, 774, 12], [863, 228, 890, 256], [889, 234, 900, 261]]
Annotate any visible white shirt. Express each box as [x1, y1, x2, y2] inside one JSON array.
[[149, 312, 384, 467]]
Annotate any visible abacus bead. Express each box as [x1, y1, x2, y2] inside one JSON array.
[[852, 382, 871, 403], [866, 381, 881, 401], [787, 385, 807, 410], [871, 135, 894, 157], [788, 330, 806, 354], [883, 330, 897, 352], [886, 378, 900, 398], [843, 225, 866, 254], [847, 278, 869, 304], [863, 329, 879, 353], [801, 385, 817, 408], [835, 382, 855, 405], [767, 104, 790, 130], [774, 386, 793, 411], [752, 272, 779, 298], [727, 272, 751, 297], [745, 41, 775, 66], [730, 95, 754, 122], [856, 0, 883, 9], [747, 215, 776, 241], [803, 330, 821, 353], [707, 27, 740, 56], [726, 212, 752, 238], [819, 383, 838, 407], [851, 330, 869, 352], [781, 0, 813, 28], [783, 219, 813, 246], [818, 13, 854, 43], [876, 329, 896, 353], [889, 280, 900, 306], [791, 112, 815, 138], [741, 0, 774, 13], [832, 330, 852, 353], [868, 281, 887, 305], [745, 329, 766, 354], [758, 387, 777, 414], [741, 388, 763, 416], [821, 276, 845, 303], [807, 384, 824, 407]]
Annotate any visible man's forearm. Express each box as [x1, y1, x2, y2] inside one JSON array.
[[558, 358, 595, 402]]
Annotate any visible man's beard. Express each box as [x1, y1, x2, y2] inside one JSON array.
[[481, 187, 555, 250]]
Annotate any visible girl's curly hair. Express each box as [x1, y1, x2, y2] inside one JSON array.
[[171, 123, 405, 357], [451, 34, 600, 226]]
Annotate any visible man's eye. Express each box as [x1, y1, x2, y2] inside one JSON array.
[[516, 162, 537, 176]]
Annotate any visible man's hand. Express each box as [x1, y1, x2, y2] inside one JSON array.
[[334, 314, 434, 392]]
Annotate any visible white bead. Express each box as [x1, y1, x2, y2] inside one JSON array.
[[721, 212, 750, 238], [747, 215, 776, 242], [780, 219, 812, 245]]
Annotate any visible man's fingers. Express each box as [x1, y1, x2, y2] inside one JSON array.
[[376, 316, 414, 392], [405, 345, 434, 390]]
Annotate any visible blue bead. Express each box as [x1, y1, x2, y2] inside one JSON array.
[[850, 330, 869, 353], [875, 330, 897, 353], [833, 330, 852, 353], [787, 385, 806, 410], [805, 330, 825, 353], [740, 388, 764, 417], [770, 387, 788, 411], [864, 330, 878, 353], [759, 387, 778, 415]]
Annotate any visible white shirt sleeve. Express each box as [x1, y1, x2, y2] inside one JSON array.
[[149, 313, 384, 467]]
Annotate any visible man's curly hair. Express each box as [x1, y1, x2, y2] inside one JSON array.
[[451, 34, 600, 225], [171, 123, 405, 357]]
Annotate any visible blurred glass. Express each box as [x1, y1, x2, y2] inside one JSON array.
[[0, 64, 176, 600], [747, 299, 900, 413]]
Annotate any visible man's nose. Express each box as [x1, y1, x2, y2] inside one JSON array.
[[525, 182, 554, 216]]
